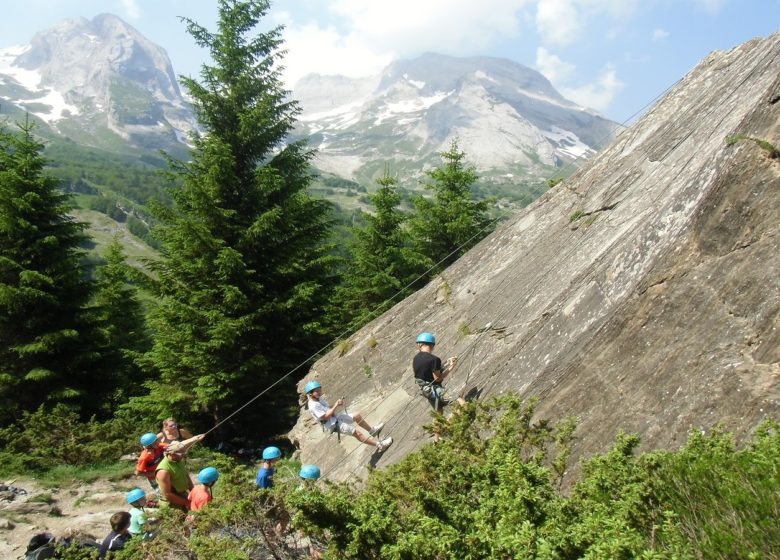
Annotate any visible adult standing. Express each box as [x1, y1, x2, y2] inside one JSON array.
[[157, 418, 194, 446], [155, 434, 204, 509]]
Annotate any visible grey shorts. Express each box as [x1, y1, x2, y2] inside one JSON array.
[[329, 413, 356, 435]]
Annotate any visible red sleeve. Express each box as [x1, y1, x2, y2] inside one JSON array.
[[136, 449, 151, 472]]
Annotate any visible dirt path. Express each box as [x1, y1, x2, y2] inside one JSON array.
[[0, 474, 143, 558]]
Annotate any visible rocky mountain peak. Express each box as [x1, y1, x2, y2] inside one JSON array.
[[17, 14, 181, 101], [379, 52, 562, 101], [0, 14, 194, 152], [294, 53, 621, 190]]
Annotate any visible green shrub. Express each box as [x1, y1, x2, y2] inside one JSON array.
[[0, 404, 135, 474], [648, 421, 780, 559]]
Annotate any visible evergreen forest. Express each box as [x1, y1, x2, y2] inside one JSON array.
[[0, 1, 777, 559]]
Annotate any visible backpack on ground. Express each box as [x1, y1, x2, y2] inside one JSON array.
[[25, 533, 56, 560]]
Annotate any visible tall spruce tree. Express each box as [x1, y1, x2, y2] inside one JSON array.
[[409, 140, 493, 271], [0, 119, 102, 425], [92, 236, 150, 411], [338, 169, 428, 329], [142, 0, 335, 438]]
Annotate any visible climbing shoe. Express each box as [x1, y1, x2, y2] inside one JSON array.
[[369, 422, 384, 437], [376, 437, 393, 453]]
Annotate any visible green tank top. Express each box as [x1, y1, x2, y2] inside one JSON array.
[[156, 457, 190, 505]]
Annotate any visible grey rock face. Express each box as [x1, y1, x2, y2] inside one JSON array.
[[294, 53, 622, 187], [291, 32, 780, 481]]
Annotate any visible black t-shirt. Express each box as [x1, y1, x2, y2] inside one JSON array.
[[413, 351, 442, 383]]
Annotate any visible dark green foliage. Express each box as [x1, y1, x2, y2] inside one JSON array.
[[43, 140, 173, 207], [409, 140, 494, 273], [0, 119, 106, 425], [0, 404, 133, 472], [140, 0, 337, 440], [286, 398, 779, 559], [92, 237, 151, 410], [336, 168, 429, 329], [647, 421, 780, 559]]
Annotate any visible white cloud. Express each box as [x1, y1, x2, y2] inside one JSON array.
[[560, 64, 624, 112], [282, 23, 394, 86], [536, 0, 582, 46], [328, 0, 530, 52], [119, 0, 141, 20], [535, 47, 575, 83], [279, 0, 534, 85], [534, 0, 640, 46], [652, 28, 670, 41]]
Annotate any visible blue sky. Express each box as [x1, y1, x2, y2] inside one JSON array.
[[0, 0, 777, 123]]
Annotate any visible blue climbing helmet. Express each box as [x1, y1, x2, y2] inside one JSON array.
[[299, 464, 321, 480], [304, 380, 322, 394], [416, 332, 436, 345], [139, 432, 157, 447], [198, 466, 219, 485], [126, 488, 146, 504], [262, 446, 282, 460]]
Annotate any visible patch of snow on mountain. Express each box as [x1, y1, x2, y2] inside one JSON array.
[[0, 45, 79, 122], [542, 126, 594, 159], [28, 89, 80, 123], [406, 76, 425, 89], [374, 91, 451, 125], [0, 45, 41, 90], [516, 87, 581, 111], [474, 70, 498, 84], [298, 100, 364, 123]]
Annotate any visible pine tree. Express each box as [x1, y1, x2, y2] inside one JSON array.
[[409, 140, 493, 271], [338, 169, 428, 329], [0, 119, 102, 425], [141, 0, 336, 438], [92, 236, 150, 411]]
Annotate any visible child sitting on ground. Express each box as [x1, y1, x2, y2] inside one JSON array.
[[126, 488, 157, 538], [98, 511, 132, 559]]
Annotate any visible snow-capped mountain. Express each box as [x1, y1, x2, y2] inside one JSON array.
[[0, 14, 621, 191], [294, 53, 622, 186], [0, 14, 196, 153]]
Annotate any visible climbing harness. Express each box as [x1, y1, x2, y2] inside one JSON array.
[[314, 397, 347, 443], [415, 379, 446, 410]]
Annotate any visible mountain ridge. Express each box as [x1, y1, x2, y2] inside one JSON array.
[[294, 52, 621, 188], [0, 14, 621, 200]]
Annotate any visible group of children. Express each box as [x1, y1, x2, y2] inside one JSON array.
[[97, 331, 451, 557]]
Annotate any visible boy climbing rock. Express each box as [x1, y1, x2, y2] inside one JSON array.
[[305, 380, 392, 453]]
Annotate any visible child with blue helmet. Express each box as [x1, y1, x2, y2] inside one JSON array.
[[413, 332, 460, 410], [256, 446, 282, 488], [304, 377, 393, 453], [189, 466, 219, 512]]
